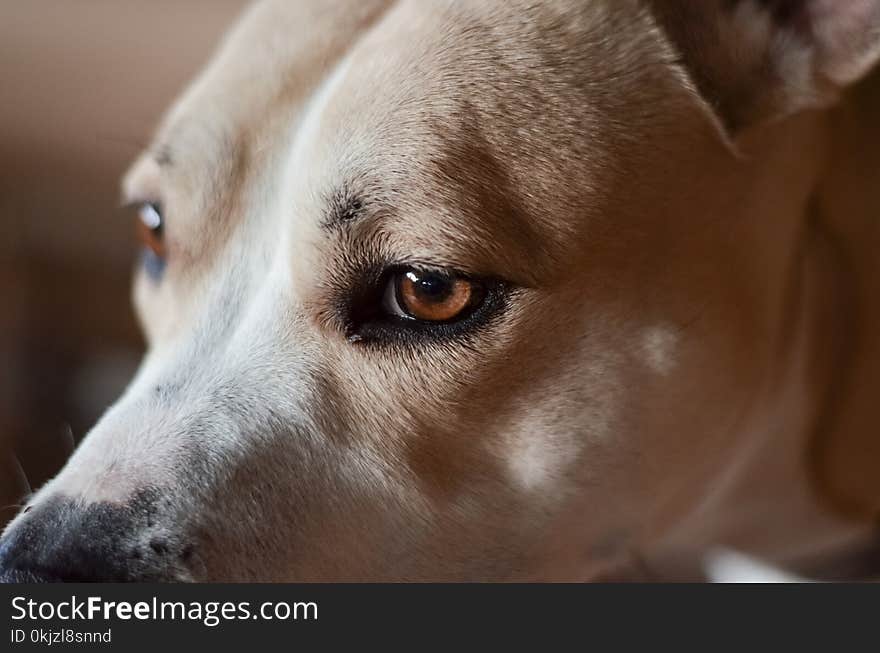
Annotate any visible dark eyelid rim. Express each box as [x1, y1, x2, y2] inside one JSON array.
[[341, 263, 512, 346]]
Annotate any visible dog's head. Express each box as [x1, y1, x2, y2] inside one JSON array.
[[3, 0, 880, 581]]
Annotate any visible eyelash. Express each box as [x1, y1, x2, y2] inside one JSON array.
[[344, 265, 510, 346]]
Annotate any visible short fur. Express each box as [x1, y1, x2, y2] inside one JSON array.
[[2, 0, 879, 581]]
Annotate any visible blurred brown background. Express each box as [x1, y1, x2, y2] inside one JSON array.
[[0, 0, 249, 529]]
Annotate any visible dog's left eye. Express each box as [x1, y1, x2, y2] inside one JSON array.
[[346, 267, 507, 343], [381, 269, 486, 323], [135, 203, 164, 256], [133, 202, 166, 279]]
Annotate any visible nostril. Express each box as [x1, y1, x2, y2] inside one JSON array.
[[149, 539, 169, 556]]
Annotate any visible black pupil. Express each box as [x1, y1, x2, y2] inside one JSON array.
[[409, 272, 452, 303]]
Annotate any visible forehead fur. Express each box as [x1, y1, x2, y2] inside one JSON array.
[[292, 0, 717, 280], [139, 0, 718, 287]]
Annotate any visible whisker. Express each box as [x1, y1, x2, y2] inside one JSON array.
[[93, 132, 149, 154], [60, 422, 76, 456], [10, 454, 32, 499]]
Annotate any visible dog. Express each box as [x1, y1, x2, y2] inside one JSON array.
[[1, 0, 879, 581]]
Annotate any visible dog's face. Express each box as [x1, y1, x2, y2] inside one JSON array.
[[3, 0, 880, 581]]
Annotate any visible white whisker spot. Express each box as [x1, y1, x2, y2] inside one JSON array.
[[705, 549, 809, 583], [505, 421, 583, 494], [640, 325, 679, 376]]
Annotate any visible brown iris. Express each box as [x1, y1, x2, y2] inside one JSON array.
[[395, 270, 479, 322], [135, 203, 165, 258]]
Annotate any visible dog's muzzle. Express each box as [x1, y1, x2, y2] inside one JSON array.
[[0, 490, 190, 582]]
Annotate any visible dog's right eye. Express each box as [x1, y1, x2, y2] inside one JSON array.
[[382, 270, 484, 323], [345, 266, 508, 345], [134, 202, 166, 279]]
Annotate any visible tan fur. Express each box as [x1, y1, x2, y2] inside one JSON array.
[[4, 0, 880, 581]]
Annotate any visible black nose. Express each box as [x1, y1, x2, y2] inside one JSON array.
[[0, 567, 61, 583], [0, 491, 182, 583]]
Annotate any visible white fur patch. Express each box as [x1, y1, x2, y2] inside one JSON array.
[[705, 549, 808, 583], [508, 435, 571, 492], [504, 408, 590, 494], [288, 55, 353, 175], [640, 325, 679, 376]]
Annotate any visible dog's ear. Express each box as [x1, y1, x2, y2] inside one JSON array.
[[648, 0, 880, 132]]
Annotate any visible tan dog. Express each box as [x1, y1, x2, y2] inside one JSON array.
[[1, 0, 879, 581]]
